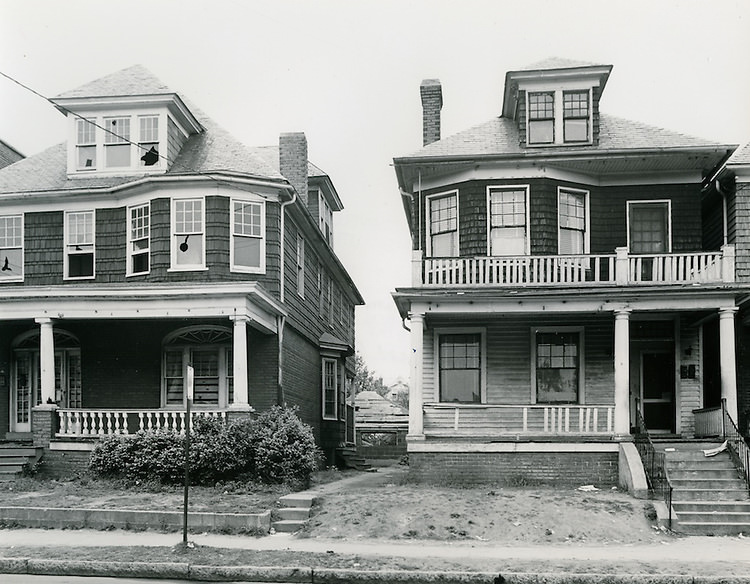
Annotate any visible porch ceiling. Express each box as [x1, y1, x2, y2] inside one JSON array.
[[0, 282, 285, 334]]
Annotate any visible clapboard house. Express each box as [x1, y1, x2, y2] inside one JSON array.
[[0, 66, 363, 472], [392, 59, 749, 486]]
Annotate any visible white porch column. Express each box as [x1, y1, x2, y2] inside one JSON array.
[[613, 309, 631, 436], [408, 312, 425, 439], [35, 317, 56, 405], [719, 307, 739, 421], [231, 315, 250, 408]]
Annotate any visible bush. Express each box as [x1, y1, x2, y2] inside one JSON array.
[[88, 407, 319, 487]]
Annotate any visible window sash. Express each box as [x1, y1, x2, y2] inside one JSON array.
[[428, 194, 458, 257], [65, 211, 95, 279], [173, 199, 204, 268], [296, 234, 305, 296], [536, 332, 579, 404], [438, 333, 481, 403], [128, 204, 150, 275], [0, 214, 23, 280], [558, 190, 587, 254], [322, 358, 338, 419], [489, 188, 527, 256], [232, 200, 263, 271], [629, 203, 669, 253]]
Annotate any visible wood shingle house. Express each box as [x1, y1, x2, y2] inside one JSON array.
[[0, 66, 363, 473], [392, 59, 750, 486]]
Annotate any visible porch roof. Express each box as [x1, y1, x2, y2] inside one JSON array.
[[0, 282, 285, 334]]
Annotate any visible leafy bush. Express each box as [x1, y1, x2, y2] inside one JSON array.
[[88, 407, 319, 487]]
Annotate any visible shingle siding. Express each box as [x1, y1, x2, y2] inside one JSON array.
[[733, 182, 750, 282]]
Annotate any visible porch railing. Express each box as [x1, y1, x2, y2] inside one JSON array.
[[721, 400, 750, 496], [423, 403, 615, 436], [634, 405, 673, 529], [693, 405, 724, 438], [345, 403, 355, 445], [414, 245, 734, 288], [56, 409, 227, 438]]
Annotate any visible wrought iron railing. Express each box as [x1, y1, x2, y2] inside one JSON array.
[[721, 400, 750, 496], [633, 404, 673, 529]]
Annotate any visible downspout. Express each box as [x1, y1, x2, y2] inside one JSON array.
[[716, 180, 729, 246], [277, 190, 297, 406]]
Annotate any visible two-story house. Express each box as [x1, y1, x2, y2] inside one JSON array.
[[0, 66, 363, 473], [392, 59, 749, 486]]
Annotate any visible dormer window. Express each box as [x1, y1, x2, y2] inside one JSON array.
[[526, 89, 592, 146], [104, 117, 131, 167], [76, 119, 97, 170], [139, 116, 160, 166], [528, 92, 555, 144]]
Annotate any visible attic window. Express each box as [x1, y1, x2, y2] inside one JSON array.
[[139, 116, 160, 166], [76, 119, 97, 170], [563, 91, 589, 142], [528, 92, 554, 144]]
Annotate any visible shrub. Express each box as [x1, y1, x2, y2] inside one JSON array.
[[88, 406, 318, 487]]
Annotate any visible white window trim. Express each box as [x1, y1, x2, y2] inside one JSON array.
[[557, 186, 590, 255], [526, 88, 593, 147], [230, 197, 266, 274], [626, 199, 672, 253], [169, 196, 206, 272], [126, 202, 150, 277], [322, 356, 339, 420], [296, 233, 305, 297], [486, 185, 531, 256], [425, 189, 459, 257], [433, 327, 487, 404], [161, 345, 232, 409], [530, 326, 585, 405], [0, 213, 24, 283], [63, 209, 96, 281]]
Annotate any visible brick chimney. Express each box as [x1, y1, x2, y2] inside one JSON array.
[[420, 79, 442, 146], [279, 132, 308, 205]]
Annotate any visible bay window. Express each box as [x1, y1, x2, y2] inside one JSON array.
[[488, 186, 528, 256], [172, 197, 205, 269], [426, 191, 458, 257], [128, 202, 150, 275], [0, 214, 23, 282], [231, 199, 264, 273]]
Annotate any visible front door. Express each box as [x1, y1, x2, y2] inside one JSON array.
[[640, 350, 675, 433]]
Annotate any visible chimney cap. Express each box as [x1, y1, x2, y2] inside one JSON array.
[[420, 78, 441, 87]]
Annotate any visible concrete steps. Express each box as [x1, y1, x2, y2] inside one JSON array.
[[661, 441, 750, 535], [336, 447, 372, 471], [0, 444, 41, 480], [271, 492, 317, 534]]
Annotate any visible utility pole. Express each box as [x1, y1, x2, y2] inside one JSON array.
[[183, 364, 194, 546]]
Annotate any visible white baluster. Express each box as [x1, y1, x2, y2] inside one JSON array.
[[593, 408, 599, 432], [522, 407, 528, 432]]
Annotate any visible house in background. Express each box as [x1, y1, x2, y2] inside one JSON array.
[[392, 59, 749, 488], [0, 65, 363, 474], [354, 390, 408, 460], [0, 139, 23, 169]]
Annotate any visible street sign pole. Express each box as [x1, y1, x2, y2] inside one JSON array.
[[183, 364, 194, 545]]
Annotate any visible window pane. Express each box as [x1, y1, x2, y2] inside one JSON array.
[[439, 334, 481, 403], [234, 235, 261, 268], [560, 228, 584, 255], [77, 119, 96, 144], [104, 118, 130, 143], [630, 204, 668, 253], [536, 332, 579, 403], [233, 201, 261, 236], [564, 119, 588, 142], [490, 227, 526, 256], [68, 252, 94, 278], [529, 93, 554, 119], [105, 144, 130, 167], [323, 359, 337, 417], [431, 231, 456, 257], [174, 235, 203, 265], [77, 146, 96, 169], [529, 120, 554, 144], [563, 92, 589, 118]]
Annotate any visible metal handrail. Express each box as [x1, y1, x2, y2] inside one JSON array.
[[633, 403, 674, 529], [721, 399, 750, 495]]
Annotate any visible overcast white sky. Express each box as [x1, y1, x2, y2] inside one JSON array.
[[1, 0, 749, 385]]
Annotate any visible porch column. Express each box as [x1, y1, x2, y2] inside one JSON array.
[[35, 317, 56, 405], [613, 309, 631, 436], [718, 307, 739, 421], [231, 315, 250, 408], [408, 312, 425, 439]]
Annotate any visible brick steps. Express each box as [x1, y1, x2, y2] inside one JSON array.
[[662, 441, 750, 535]]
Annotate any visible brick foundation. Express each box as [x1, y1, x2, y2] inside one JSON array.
[[408, 449, 619, 486]]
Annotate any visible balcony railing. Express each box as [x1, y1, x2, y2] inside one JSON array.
[[413, 245, 735, 288], [423, 403, 615, 437], [56, 408, 227, 438]]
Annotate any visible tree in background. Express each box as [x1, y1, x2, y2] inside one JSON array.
[[352, 352, 388, 397]]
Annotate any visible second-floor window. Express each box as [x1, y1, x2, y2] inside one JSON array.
[[426, 191, 458, 257], [296, 233, 305, 297], [488, 186, 528, 256], [528, 92, 555, 144], [128, 203, 150, 275], [558, 188, 588, 255], [104, 117, 131, 168], [628, 200, 671, 253], [172, 198, 205, 270], [0, 214, 23, 282], [65, 210, 95, 279], [231, 200, 264, 273]]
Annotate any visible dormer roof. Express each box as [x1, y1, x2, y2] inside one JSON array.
[[501, 58, 613, 119]]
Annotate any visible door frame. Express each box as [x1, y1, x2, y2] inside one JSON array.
[[639, 348, 676, 433]]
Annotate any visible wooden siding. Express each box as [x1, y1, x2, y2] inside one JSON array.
[[733, 183, 750, 282], [95, 207, 127, 282], [517, 89, 527, 146], [419, 180, 704, 258], [166, 116, 188, 166], [702, 191, 725, 251], [591, 85, 601, 146], [423, 314, 614, 406], [678, 314, 701, 437], [25, 211, 63, 285]]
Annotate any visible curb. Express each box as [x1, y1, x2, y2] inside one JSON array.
[[1, 559, 749, 584]]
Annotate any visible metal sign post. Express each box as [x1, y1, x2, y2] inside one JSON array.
[[183, 364, 194, 546]]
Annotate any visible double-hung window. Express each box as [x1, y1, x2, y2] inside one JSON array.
[[65, 210, 95, 279], [535, 330, 581, 404], [438, 332, 482, 403], [128, 203, 150, 275], [528, 92, 555, 144], [563, 91, 590, 142], [558, 188, 588, 255], [76, 118, 97, 170], [172, 198, 205, 269], [296, 233, 305, 297], [488, 186, 528, 256], [0, 214, 23, 282], [322, 357, 338, 419], [427, 191, 458, 257], [319, 191, 333, 245], [138, 116, 160, 167], [231, 199, 264, 272], [628, 201, 671, 253], [104, 117, 131, 168]]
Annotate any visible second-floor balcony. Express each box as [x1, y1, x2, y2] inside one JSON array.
[[412, 245, 735, 288]]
